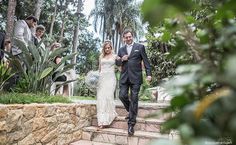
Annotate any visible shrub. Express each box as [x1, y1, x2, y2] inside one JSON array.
[[5, 38, 76, 94], [0, 92, 71, 104], [0, 62, 15, 91]]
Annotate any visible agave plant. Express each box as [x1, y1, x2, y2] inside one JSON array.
[[0, 62, 15, 91], [5, 38, 77, 94]]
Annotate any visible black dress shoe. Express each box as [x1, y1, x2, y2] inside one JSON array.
[[128, 126, 134, 136]]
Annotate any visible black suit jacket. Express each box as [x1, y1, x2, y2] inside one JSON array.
[[116, 43, 151, 84]]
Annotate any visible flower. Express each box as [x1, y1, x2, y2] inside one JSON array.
[[85, 70, 99, 92]]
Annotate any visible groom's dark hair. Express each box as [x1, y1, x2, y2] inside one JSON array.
[[25, 15, 38, 22], [122, 29, 133, 37]]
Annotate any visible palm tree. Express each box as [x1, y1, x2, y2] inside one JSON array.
[[90, 0, 143, 52], [90, 0, 116, 41], [113, 0, 143, 52]]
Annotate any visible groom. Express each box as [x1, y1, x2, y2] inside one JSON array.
[[116, 29, 152, 136]]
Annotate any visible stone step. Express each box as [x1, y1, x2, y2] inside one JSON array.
[[81, 126, 169, 145], [115, 102, 170, 119], [73, 100, 170, 119], [70, 140, 115, 145], [92, 116, 165, 132]]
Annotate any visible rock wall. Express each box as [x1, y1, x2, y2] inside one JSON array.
[[0, 103, 96, 145]]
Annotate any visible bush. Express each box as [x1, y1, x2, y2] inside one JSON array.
[[0, 62, 15, 91], [0, 92, 71, 104], [142, 0, 236, 144], [5, 38, 76, 94]]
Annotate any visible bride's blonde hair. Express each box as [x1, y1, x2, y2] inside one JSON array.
[[100, 40, 114, 58]]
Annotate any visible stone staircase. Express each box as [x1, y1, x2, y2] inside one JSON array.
[[70, 101, 172, 145]]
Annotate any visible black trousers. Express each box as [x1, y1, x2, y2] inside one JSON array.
[[119, 79, 141, 126]]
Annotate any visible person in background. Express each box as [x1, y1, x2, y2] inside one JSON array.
[[34, 24, 61, 51], [34, 24, 46, 49], [96, 40, 118, 129], [116, 29, 152, 136], [0, 31, 11, 65], [12, 15, 38, 55], [52, 56, 69, 96], [4, 39, 11, 52], [3, 38, 11, 66], [1, 36, 17, 91], [0, 31, 5, 61]]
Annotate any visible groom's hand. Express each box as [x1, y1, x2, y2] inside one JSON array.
[[122, 55, 129, 61], [115, 56, 122, 66]]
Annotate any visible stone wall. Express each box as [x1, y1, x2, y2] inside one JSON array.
[[0, 103, 96, 145]]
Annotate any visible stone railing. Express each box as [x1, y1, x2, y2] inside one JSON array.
[[0, 103, 96, 145]]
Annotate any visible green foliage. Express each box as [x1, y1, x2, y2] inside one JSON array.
[[75, 30, 100, 97], [13, 77, 29, 93], [146, 27, 177, 86], [0, 62, 15, 91], [74, 75, 96, 97], [0, 0, 8, 30], [76, 30, 100, 74], [0, 92, 71, 104], [141, 0, 194, 27], [139, 71, 153, 102], [142, 0, 236, 144], [8, 38, 76, 94]]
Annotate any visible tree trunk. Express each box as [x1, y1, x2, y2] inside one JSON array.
[[59, 1, 69, 42], [34, 0, 44, 20], [6, 0, 17, 40], [71, 0, 83, 64], [59, 19, 65, 42], [49, 0, 58, 37]]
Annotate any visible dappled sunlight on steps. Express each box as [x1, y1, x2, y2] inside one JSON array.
[[70, 100, 178, 145]]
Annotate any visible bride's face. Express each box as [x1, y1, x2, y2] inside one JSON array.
[[104, 44, 112, 55]]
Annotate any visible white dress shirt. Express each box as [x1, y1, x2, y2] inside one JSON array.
[[12, 20, 33, 55], [126, 43, 134, 56]]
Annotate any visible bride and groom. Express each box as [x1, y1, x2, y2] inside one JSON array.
[[96, 29, 152, 136]]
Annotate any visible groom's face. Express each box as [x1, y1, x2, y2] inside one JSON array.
[[124, 32, 133, 45]]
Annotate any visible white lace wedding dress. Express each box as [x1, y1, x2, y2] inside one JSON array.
[[96, 55, 117, 126]]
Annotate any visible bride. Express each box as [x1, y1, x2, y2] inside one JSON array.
[[96, 40, 118, 129]]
